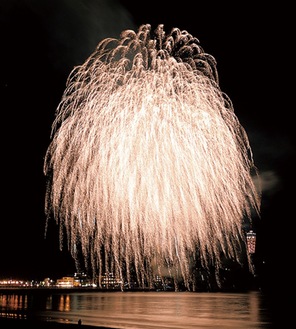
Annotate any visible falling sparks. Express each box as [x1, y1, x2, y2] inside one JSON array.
[[44, 24, 261, 291]]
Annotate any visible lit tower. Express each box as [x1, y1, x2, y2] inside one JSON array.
[[246, 230, 256, 254]]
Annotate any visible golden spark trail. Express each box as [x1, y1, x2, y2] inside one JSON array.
[[44, 24, 261, 290]]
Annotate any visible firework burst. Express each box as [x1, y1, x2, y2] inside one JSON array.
[[44, 24, 261, 290]]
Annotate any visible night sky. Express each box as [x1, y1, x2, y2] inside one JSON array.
[[1, 0, 294, 294]]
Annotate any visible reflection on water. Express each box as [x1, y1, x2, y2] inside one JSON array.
[[0, 290, 275, 328]]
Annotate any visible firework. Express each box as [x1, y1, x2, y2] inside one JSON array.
[[44, 24, 261, 290]]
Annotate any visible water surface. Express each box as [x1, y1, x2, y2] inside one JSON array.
[[0, 290, 279, 328]]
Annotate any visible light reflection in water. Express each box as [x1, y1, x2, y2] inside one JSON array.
[[0, 294, 27, 311], [0, 294, 28, 319], [0, 291, 273, 328], [46, 295, 52, 310], [58, 295, 71, 312]]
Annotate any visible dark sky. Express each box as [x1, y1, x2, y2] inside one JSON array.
[[1, 0, 294, 292]]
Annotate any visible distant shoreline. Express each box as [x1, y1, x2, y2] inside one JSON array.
[[0, 286, 258, 294], [0, 286, 160, 294], [0, 286, 118, 293]]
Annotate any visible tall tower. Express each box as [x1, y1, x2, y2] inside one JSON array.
[[246, 230, 256, 254]]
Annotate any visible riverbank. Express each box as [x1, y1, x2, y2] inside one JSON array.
[[0, 317, 118, 329]]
